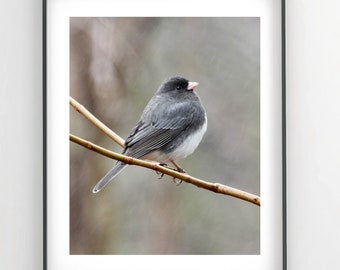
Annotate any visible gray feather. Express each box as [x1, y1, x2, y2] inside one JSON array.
[[124, 97, 205, 158], [92, 162, 127, 193]]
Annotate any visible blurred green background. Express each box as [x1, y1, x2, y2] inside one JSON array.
[[70, 17, 260, 255]]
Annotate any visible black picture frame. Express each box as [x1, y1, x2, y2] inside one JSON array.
[[43, 0, 286, 269]]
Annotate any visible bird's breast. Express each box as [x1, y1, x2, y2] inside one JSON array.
[[165, 114, 207, 162]]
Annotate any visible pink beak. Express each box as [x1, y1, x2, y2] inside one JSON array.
[[188, 81, 199, 90]]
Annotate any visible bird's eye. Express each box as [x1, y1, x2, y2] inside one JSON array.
[[176, 85, 181, 90]]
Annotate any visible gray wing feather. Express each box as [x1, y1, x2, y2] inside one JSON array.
[[124, 99, 197, 158]]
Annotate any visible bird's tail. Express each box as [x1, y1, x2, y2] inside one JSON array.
[[92, 161, 127, 193]]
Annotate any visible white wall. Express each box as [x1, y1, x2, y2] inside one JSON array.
[[286, 0, 340, 269], [0, 0, 43, 269], [1, 0, 340, 269]]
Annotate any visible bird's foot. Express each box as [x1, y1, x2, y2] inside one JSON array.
[[169, 161, 186, 185], [172, 178, 183, 186], [170, 160, 186, 174], [156, 163, 171, 179], [156, 162, 186, 185]]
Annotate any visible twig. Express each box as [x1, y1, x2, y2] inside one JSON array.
[[69, 96, 261, 206], [70, 134, 260, 206], [70, 96, 124, 147]]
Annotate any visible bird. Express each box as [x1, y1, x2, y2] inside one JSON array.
[[92, 76, 207, 193]]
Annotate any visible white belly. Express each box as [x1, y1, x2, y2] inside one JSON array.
[[170, 116, 207, 160], [146, 115, 207, 163]]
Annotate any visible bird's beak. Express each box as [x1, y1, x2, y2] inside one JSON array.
[[188, 81, 199, 90]]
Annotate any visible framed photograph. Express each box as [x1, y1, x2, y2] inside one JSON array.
[[44, 0, 286, 269]]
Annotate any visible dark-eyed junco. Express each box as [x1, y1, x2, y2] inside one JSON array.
[[93, 76, 207, 193]]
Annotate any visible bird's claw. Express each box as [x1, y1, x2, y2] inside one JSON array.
[[156, 163, 170, 179], [156, 163, 186, 185], [172, 177, 183, 185], [156, 171, 165, 179]]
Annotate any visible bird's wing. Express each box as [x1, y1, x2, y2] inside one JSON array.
[[124, 101, 199, 158]]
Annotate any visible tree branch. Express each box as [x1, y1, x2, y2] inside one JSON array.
[[70, 96, 261, 206], [70, 96, 125, 147]]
